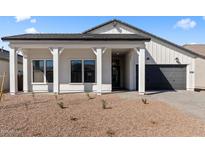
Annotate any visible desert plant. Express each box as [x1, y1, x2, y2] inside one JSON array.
[[24, 103, 29, 110], [142, 98, 149, 104], [86, 93, 95, 100], [106, 129, 115, 137], [55, 94, 58, 100], [102, 99, 112, 109], [150, 120, 157, 125], [57, 102, 67, 109], [102, 99, 107, 109], [32, 92, 35, 99], [70, 116, 78, 121], [32, 132, 42, 136]]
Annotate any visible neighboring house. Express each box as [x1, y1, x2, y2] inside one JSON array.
[[0, 49, 23, 91], [1, 19, 205, 95], [183, 44, 205, 90]]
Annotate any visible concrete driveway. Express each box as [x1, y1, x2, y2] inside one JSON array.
[[116, 90, 205, 121], [146, 91, 205, 121]]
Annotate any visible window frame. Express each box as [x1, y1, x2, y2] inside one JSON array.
[[45, 60, 54, 83], [31, 59, 53, 84], [84, 60, 96, 83], [69, 59, 96, 84], [70, 59, 83, 83]]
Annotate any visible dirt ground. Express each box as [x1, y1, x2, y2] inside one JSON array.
[[0, 92, 205, 137]]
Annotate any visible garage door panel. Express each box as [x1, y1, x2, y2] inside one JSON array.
[[136, 65, 186, 90]]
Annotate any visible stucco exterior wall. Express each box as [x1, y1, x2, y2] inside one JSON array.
[[195, 57, 205, 90], [27, 48, 112, 93], [0, 60, 9, 91], [0, 59, 22, 92]]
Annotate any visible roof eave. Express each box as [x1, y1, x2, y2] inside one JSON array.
[[2, 38, 151, 41]]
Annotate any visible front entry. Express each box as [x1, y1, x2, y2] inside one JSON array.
[[112, 49, 129, 90], [112, 59, 121, 89]]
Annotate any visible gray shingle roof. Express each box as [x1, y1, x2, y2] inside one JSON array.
[[1, 33, 150, 41], [183, 44, 205, 57]]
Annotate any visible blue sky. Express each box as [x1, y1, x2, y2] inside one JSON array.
[[0, 16, 205, 50]]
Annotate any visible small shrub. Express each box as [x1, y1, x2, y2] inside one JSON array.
[[142, 98, 149, 104], [32, 92, 35, 99], [86, 93, 95, 100], [106, 129, 115, 137], [150, 120, 157, 125], [102, 99, 112, 109], [16, 127, 25, 131], [24, 103, 29, 110], [70, 116, 78, 121], [55, 94, 58, 100], [57, 102, 67, 109], [33, 132, 42, 136]]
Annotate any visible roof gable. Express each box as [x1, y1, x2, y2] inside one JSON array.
[[83, 20, 136, 34], [83, 19, 205, 59]]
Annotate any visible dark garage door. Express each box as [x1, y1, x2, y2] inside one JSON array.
[[136, 65, 187, 90]]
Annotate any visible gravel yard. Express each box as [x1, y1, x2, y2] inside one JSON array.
[[0, 92, 205, 137]]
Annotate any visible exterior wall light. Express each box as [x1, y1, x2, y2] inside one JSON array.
[[175, 57, 180, 64]]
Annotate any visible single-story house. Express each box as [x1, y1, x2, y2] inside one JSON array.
[[0, 49, 23, 91], [1, 19, 205, 95], [183, 44, 205, 90]]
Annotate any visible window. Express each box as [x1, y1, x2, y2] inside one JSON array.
[[71, 60, 82, 83], [46, 60, 53, 83], [33, 60, 44, 82], [32, 60, 53, 83], [84, 60, 95, 83]]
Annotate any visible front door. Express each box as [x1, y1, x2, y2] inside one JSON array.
[[112, 59, 120, 89]]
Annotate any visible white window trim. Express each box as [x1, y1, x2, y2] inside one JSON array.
[[69, 59, 96, 84], [31, 59, 53, 84]]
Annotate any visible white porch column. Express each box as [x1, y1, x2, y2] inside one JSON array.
[[138, 48, 145, 95], [92, 48, 106, 95], [49, 48, 64, 94], [96, 48, 103, 95], [22, 51, 29, 93], [9, 48, 18, 95], [53, 48, 60, 94]]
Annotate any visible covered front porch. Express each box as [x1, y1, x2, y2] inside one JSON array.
[[9, 39, 149, 95]]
